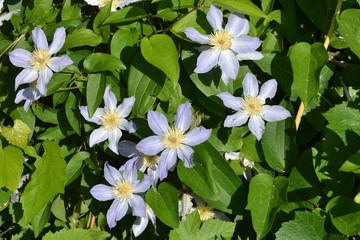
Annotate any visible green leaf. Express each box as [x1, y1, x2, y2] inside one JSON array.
[[110, 27, 138, 64], [296, 0, 328, 31], [32, 103, 59, 124], [1, 119, 31, 149], [141, 34, 180, 85], [337, 9, 360, 59], [146, 182, 179, 228], [339, 151, 360, 174], [86, 73, 106, 117], [246, 174, 289, 240], [21, 141, 66, 224], [65, 92, 81, 135], [212, 0, 267, 18], [0, 146, 24, 192], [43, 228, 110, 240], [103, 6, 147, 24], [51, 195, 67, 222], [171, 9, 210, 39], [63, 28, 102, 50], [83, 53, 126, 73], [289, 42, 328, 111], [25, 0, 57, 25], [61, 0, 81, 21], [31, 203, 51, 238], [169, 211, 201, 240], [65, 152, 89, 186], [275, 211, 326, 240]]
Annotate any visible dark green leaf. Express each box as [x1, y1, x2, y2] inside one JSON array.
[[86, 73, 106, 117]]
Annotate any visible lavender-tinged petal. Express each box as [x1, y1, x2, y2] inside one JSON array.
[[177, 145, 194, 168], [221, 72, 230, 85], [14, 69, 38, 90], [183, 127, 211, 146], [123, 157, 138, 182], [104, 162, 122, 185], [118, 140, 140, 158], [0, 0, 4, 10], [117, 0, 141, 9], [224, 111, 249, 127], [218, 50, 239, 80], [32, 27, 48, 50], [258, 79, 277, 101], [9, 49, 31, 68], [158, 150, 177, 180], [103, 86, 117, 110], [132, 174, 152, 193], [107, 200, 128, 229], [213, 210, 230, 221], [129, 195, 146, 218], [231, 35, 262, 54], [23, 99, 33, 112], [248, 115, 265, 140], [90, 184, 114, 201], [207, 5, 223, 31], [242, 72, 259, 98], [15, 88, 40, 111], [224, 151, 241, 160], [148, 168, 160, 189], [194, 49, 219, 74], [37, 68, 53, 95], [117, 96, 135, 118], [79, 106, 104, 125], [261, 105, 291, 122], [89, 127, 109, 147], [236, 51, 263, 61], [47, 55, 73, 72], [147, 111, 169, 136], [136, 136, 165, 155], [225, 13, 249, 37], [217, 92, 243, 111], [108, 128, 122, 154], [174, 102, 191, 132], [183, 27, 210, 44], [48, 27, 66, 55], [133, 217, 149, 237], [121, 119, 137, 133]]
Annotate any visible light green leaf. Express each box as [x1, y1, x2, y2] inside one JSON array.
[[86, 73, 106, 118], [337, 9, 360, 59], [1, 119, 31, 149], [171, 9, 210, 39], [110, 27, 138, 64], [51, 195, 67, 222], [0, 146, 24, 192], [141, 34, 180, 85], [21, 141, 66, 224], [65, 152, 89, 186], [169, 211, 201, 240], [103, 6, 147, 24], [212, 0, 267, 18], [83, 53, 126, 73], [63, 28, 102, 50], [25, 0, 57, 25], [146, 182, 179, 228], [61, 0, 81, 21], [275, 211, 326, 240], [42, 228, 110, 240], [31, 103, 59, 124], [31, 203, 51, 238]]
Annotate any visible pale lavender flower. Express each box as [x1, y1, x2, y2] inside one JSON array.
[[225, 151, 254, 180], [132, 203, 158, 237], [136, 102, 212, 180], [0, 0, 20, 26], [80, 86, 136, 154], [183, 5, 263, 85], [9, 27, 73, 95], [217, 73, 291, 140], [118, 140, 160, 189], [90, 161, 151, 229], [84, 0, 141, 11], [14, 85, 41, 111]]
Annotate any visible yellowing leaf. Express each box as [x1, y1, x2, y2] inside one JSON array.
[[2, 119, 31, 149]]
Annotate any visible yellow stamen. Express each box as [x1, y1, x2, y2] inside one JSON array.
[[112, 179, 133, 202], [197, 205, 214, 221], [209, 29, 232, 51], [161, 127, 184, 150], [140, 154, 159, 168], [29, 49, 51, 71], [101, 109, 121, 130], [243, 97, 263, 116]]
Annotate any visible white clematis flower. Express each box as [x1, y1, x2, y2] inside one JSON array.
[[0, 0, 20, 26], [132, 203, 158, 237], [225, 151, 254, 180], [84, 0, 141, 12], [14, 85, 41, 112]]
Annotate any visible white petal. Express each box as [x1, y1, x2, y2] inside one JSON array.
[[84, 0, 99, 6], [108, 128, 122, 154], [147, 111, 169, 136], [118, 140, 140, 158], [217, 92, 243, 111], [224, 151, 241, 160], [47, 55, 73, 72], [218, 50, 239, 80], [0, 11, 18, 26], [225, 13, 249, 37], [236, 51, 264, 61], [90, 184, 114, 201], [224, 111, 249, 127], [117, 96, 135, 118], [104, 86, 117, 110], [261, 105, 291, 122], [136, 136, 165, 156], [207, 5, 223, 31], [258, 79, 277, 101], [242, 72, 259, 98], [183, 27, 210, 44], [32, 27, 48, 50], [248, 115, 265, 140], [79, 106, 104, 125], [37, 68, 53, 95], [221, 71, 230, 85], [231, 35, 262, 54], [9, 49, 31, 68], [194, 49, 219, 74], [89, 127, 109, 147], [48, 27, 66, 55], [14, 69, 38, 90], [174, 102, 191, 132], [132, 217, 149, 237]]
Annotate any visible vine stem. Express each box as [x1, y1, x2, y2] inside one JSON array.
[[294, 0, 343, 130]]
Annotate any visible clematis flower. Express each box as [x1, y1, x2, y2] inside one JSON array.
[[217, 73, 291, 140], [183, 5, 263, 85], [132, 203, 158, 237], [90, 161, 152, 229], [118, 140, 160, 189], [84, 0, 141, 12], [136, 102, 212, 180], [14, 85, 41, 111], [178, 192, 194, 220], [192, 194, 230, 222], [9, 27, 73, 95], [225, 151, 254, 180], [80, 86, 136, 154], [0, 0, 20, 26]]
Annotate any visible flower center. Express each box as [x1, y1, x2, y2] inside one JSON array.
[[112, 179, 133, 202], [209, 29, 232, 51], [161, 127, 184, 150], [197, 205, 214, 221], [243, 97, 263, 116], [29, 49, 51, 71], [140, 154, 159, 169], [101, 109, 121, 130]]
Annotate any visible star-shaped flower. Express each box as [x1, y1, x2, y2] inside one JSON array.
[[183, 5, 263, 85]]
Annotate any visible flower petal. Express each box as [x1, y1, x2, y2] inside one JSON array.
[[79, 106, 104, 125], [261, 105, 291, 122], [217, 92, 243, 111], [258, 79, 277, 101], [14, 69, 38, 90], [242, 72, 259, 98], [207, 5, 223, 31], [236, 51, 263, 61], [177, 145, 194, 168], [147, 110, 169, 136], [224, 151, 241, 160], [118, 140, 140, 158], [48, 27, 66, 55], [136, 136, 165, 155], [132, 174, 151, 193], [108, 128, 122, 154], [224, 111, 249, 127], [15, 87, 41, 111], [231, 35, 262, 54], [90, 184, 114, 201], [158, 150, 177, 180], [132, 217, 149, 237], [120, 119, 137, 133], [32, 27, 48, 50], [174, 102, 191, 132], [129, 195, 146, 218], [225, 12, 249, 37], [117, 96, 135, 118], [37, 68, 53, 95], [104, 161, 122, 185], [89, 127, 109, 147], [183, 27, 210, 44], [194, 49, 219, 74], [103, 86, 117, 110], [218, 50, 239, 80], [47, 55, 73, 72], [9, 49, 31, 68], [183, 127, 211, 146], [107, 200, 128, 229], [248, 115, 265, 140]]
